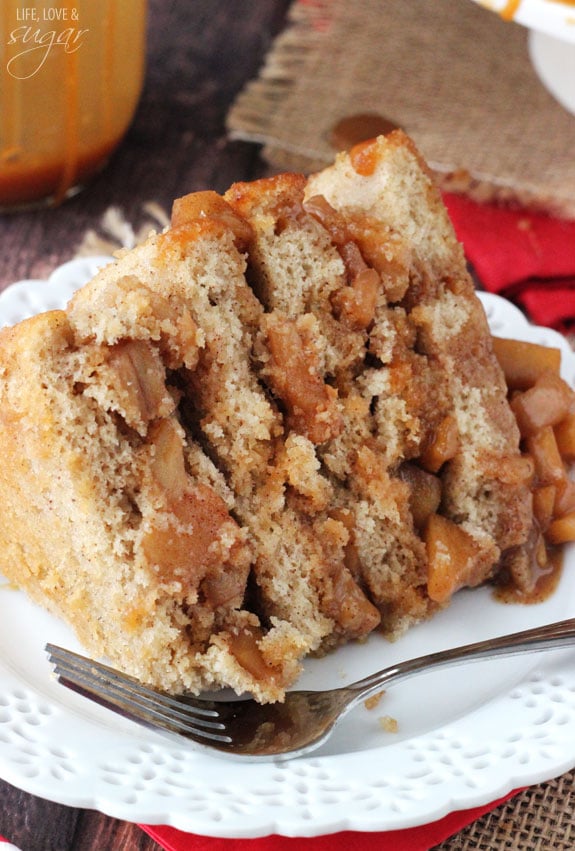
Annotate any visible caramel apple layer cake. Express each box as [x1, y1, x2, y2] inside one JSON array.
[[0, 131, 539, 702]]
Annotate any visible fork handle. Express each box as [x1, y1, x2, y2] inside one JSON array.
[[347, 617, 575, 705]]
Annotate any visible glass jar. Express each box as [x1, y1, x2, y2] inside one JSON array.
[[0, 0, 147, 210]]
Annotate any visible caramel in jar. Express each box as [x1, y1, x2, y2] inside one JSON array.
[[0, 0, 147, 209]]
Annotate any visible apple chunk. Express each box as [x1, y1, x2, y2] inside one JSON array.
[[492, 336, 561, 391], [424, 514, 478, 604]]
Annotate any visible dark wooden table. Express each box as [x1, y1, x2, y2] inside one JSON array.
[[0, 1, 290, 848]]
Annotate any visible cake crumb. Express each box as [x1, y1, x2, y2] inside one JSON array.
[[379, 715, 399, 733], [364, 690, 385, 711]]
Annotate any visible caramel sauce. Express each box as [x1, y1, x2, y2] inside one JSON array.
[[60, 2, 80, 202], [349, 139, 380, 177], [0, 139, 121, 206], [498, 0, 575, 21], [0, 0, 146, 208], [171, 191, 254, 250], [495, 547, 563, 605], [499, 0, 522, 20]]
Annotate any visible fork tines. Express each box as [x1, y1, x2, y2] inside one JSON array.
[[45, 643, 232, 744]]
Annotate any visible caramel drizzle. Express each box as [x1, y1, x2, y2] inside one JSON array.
[[498, 0, 575, 20], [52, 0, 117, 204], [101, 0, 116, 143], [1, 3, 22, 161], [499, 0, 522, 20], [54, 1, 80, 204]]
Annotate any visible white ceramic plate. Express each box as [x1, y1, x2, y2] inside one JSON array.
[[529, 29, 575, 114], [1, 260, 575, 838]]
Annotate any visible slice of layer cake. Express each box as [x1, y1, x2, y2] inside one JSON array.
[[0, 131, 534, 701]]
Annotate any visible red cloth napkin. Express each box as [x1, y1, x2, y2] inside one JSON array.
[[442, 193, 575, 332], [138, 194, 574, 851]]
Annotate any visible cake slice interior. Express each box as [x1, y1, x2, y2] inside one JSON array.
[[0, 131, 535, 701]]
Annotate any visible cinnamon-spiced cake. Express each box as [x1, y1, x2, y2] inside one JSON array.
[[0, 131, 534, 702]]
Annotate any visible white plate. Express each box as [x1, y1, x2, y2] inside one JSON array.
[[1, 261, 575, 838], [529, 29, 575, 114]]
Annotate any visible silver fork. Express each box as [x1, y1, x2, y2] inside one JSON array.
[[46, 617, 575, 762]]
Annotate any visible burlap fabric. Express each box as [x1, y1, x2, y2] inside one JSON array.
[[227, 0, 575, 219], [434, 770, 575, 849]]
